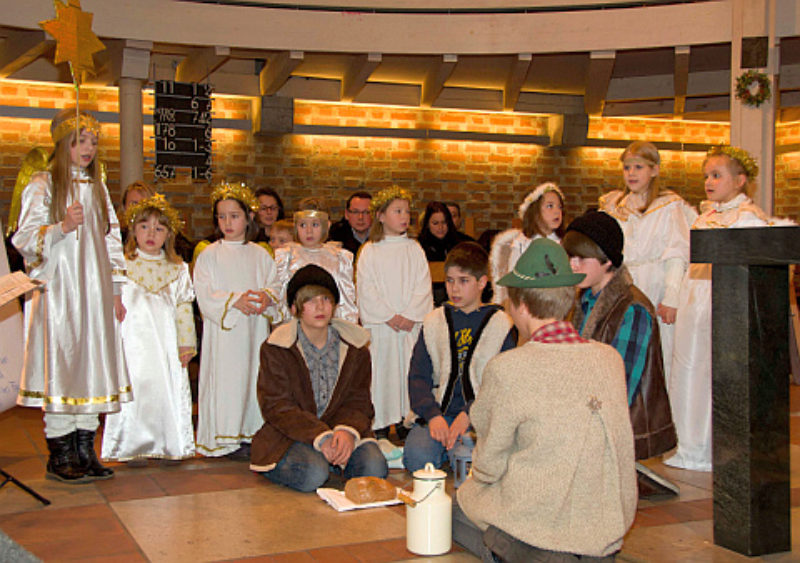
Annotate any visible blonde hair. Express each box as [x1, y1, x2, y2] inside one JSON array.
[[272, 219, 295, 239], [49, 108, 107, 229], [124, 208, 181, 264], [704, 147, 756, 197], [620, 141, 663, 212], [507, 285, 576, 321], [368, 186, 412, 242], [294, 197, 330, 241]]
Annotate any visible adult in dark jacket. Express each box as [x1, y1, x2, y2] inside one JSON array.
[[329, 191, 372, 257]]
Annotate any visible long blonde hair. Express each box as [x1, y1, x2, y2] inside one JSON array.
[[49, 108, 108, 229], [619, 141, 663, 212]]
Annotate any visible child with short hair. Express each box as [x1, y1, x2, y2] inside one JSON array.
[[357, 186, 433, 438], [12, 108, 129, 483], [403, 242, 515, 473], [666, 146, 788, 472], [250, 264, 388, 492], [490, 182, 565, 306], [455, 238, 637, 561], [102, 194, 196, 463], [274, 197, 358, 323], [193, 182, 284, 459], [599, 141, 696, 383], [269, 218, 295, 250], [562, 209, 677, 495]]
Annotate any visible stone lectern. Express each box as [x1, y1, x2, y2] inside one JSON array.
[[691, 226, 800, 556]]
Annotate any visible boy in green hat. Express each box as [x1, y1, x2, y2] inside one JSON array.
[[455, 238, 637, 562]]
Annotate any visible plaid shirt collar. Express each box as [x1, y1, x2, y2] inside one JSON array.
[[531, 320, 588, 344]]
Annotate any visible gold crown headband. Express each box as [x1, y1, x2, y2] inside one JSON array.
[[294, 209, 329, 223], [52, 113, 101, 145], [210, 182, 259, 213], [370, 186, 412, 214], [708, 146, 759, 180], [124, 193, 184, 234]]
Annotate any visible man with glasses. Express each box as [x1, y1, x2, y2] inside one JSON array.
[[329, 191, 372, 257]]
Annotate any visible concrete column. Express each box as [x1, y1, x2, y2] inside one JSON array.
[[729, 0, 777, 214], [119, 77, 144, 191]]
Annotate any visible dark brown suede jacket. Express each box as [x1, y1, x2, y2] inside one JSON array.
[[249, 318, 376, 471], [572, 266, 677, 460]]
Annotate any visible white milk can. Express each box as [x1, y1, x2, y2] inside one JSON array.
[[406, 462, 452, 555]]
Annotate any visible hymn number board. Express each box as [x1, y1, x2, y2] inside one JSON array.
[[154, 80, 213, 181]]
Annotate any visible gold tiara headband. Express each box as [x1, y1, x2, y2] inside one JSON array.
[[294, 209, 329, 223], [124, 193, 184, 234], [52, 113, 101, 145], [708, 146, 759, 180], [210, 182, 259, 213], [370, 186, 412, 214]]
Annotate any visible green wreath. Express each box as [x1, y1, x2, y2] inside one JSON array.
[[735, 70, 771, 107]]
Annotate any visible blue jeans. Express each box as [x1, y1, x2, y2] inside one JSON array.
[[402, 417, 454, 473], [264, 440, 388, 492]]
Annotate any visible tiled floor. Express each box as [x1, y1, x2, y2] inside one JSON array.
[[2, 388, 800, 562]]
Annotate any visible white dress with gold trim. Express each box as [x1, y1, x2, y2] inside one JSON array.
[[101, 252, 196, 461], [193, 240, 284, 456], [11, 169, 131, 413], [666, 194, 772, 471]]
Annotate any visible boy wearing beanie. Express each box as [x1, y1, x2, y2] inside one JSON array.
[[562, 210, 677, 495], [455, 238, 637, 561], [250, 264, 387, 491]]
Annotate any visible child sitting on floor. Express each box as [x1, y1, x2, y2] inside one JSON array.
[[455, 238, 637, 561], [250, 264, 388, 492], [403, 242, 516, 473]]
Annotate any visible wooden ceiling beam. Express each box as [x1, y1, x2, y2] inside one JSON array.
[[503, 53, 532, 111], [674, 45, 690, 117], [260, 50, 304, 96], [421, 54, 457, 108], [584, 50, 615, 116], [341, 52, 381, 102], [0, 30, 53, 79], [175, 46, 230, 83]]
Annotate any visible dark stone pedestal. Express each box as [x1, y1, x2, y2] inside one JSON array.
[[691, 226, 800, 556]]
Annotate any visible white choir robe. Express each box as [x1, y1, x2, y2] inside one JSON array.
[[193, 240, 284, 456], [666, 194, 777, 472], [357, 235, 433, 430], [274, 241, 358, 323], [12, 169, 130, 413], [102, 253, 197, 461], [600, 190, 697, 385]]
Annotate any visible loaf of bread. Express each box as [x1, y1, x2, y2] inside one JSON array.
[[344, 476, 397, 504]]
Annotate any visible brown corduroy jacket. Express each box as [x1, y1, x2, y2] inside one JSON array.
[[572, 266, 677, 460], [249, 318, 376, 472]]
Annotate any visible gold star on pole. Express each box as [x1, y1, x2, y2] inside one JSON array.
[[40, 0, 105, 85]]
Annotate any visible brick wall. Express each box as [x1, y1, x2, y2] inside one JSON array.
[[2, 78, 797, 243], [776, 122, 800, 220]]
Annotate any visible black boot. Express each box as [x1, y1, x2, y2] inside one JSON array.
[[46, 432, 90, 483], [75, 429, 114, 480]]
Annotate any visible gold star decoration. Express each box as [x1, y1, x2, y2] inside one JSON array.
[[39, 0, 105, 84]]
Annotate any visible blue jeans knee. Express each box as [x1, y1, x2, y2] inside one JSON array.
[[403, 422, 448, 473], [264, 442, 329, 492], [344, 441, 388, 479]]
